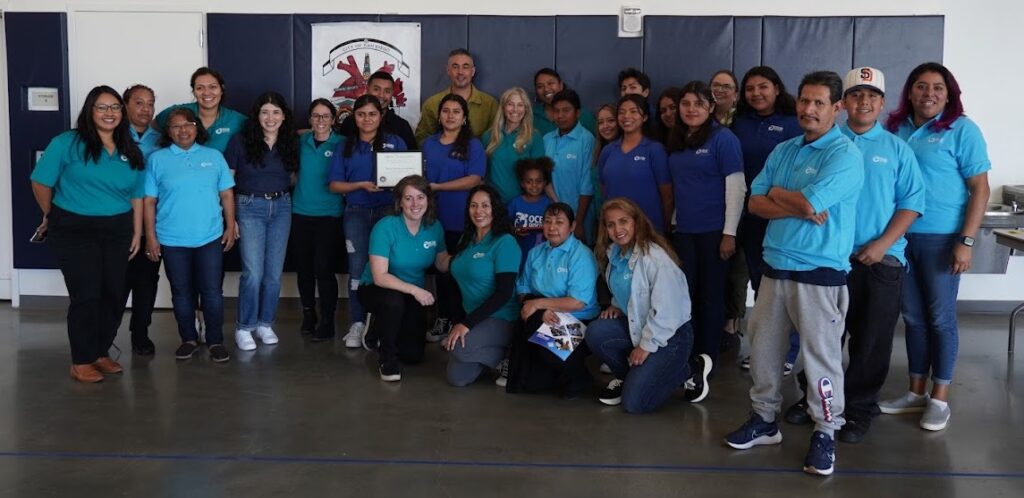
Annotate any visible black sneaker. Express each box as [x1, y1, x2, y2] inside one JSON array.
[[838, 418, 869, 444], [785, 398, 812, 425], [684, 354, 713, 403], [208, 344, 231, 363], [598, 379, 624, 406], [300, 308, 317, 335], [379, 362, 401, 382], [131, 334, 156, 356], [175, 342, 198, 360], [311, 320, 335, 343]]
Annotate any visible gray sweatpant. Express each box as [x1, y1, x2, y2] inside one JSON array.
[[749, 276, 848, 435], [446, 318, 514, 387]]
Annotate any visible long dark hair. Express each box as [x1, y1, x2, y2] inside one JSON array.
[[617, 93, 650, 136], [454, 184, 513, 256], [241, 91, 299, 171], [344, 94, 387, 158], [158, 107, 209, 147], [667, 81, 716, 152], [654, 86, 681, 144], [437, 93, 473, 160], [75, 85, 144, 169], [885, 62, 965, 133], [736, 66, 796, 117]]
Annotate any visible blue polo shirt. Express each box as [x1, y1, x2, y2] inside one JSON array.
[[130, 126, 162, 160], [294, 132, 344, 217], [224, 134, 292, 194], [508, 195, 551, 265], [144, 144, 234, 247], [481, 127, 546, 203], [31, 131, 145, 216], [607, 245, 633, 310], [423, 134, 487, 231], [360, 215, 446, 288], [895, 115, 991, 235], [533, 106, 598, 137], [155, 103, 247, 153], [841, 122, 926, 264], [326, 134, 407, 208], [732, 112, 801, 190], [669, 125, 745, 233], [544, 123, 596, 215], [598, 137, 671, 230], [450, 232, 522, 322], [516, 234, 599, 320], [751, 125, 864, 272]]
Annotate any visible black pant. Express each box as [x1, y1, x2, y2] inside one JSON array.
[[506, 305, 592, 395], [47, 205, 132, 364], [434, 230, 465, 324], [359, 284, 426, 366], [673, 231, 728, 367], [289, 214, 341, 316], [844, 259, 904, 421], [117, 235, 161, 338], [739, 215, 769, 295]]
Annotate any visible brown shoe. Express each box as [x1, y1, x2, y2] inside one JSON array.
[[70, 364, 104, 383], [93, 357, 123, 374]]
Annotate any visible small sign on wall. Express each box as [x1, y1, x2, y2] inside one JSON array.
[[619, 6, 643, 38], [27, 87, 59, 111]]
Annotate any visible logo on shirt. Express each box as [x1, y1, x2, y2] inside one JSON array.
[[472, 252, 486, 259], [633, 155, 647, 161], [324, 150, 333, 158], [927, 136, 943, 143], [556, 267, 568, 273], [804, 167, 818, 175], [565, 153, 577, 160], [515, 212, 544, 228], [424, 240, 437, 249], [695, 148, 711, 155], [871, 155, 889, 164], [215, 127, 229, 135], [382, 143, 396, 150], [200, 161, 213, 168], [622, 271, 632, 280], [119, 154, 128, 162], [768, 125, 785, 133]]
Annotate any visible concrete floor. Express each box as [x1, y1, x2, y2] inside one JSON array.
[[0, 301, 1022, 497]]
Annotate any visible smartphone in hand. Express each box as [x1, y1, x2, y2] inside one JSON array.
[[29, 229, 46, 243]]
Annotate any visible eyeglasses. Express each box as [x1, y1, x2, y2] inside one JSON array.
[[711, 84, 736, 91], [169, 122, 198, 131], [94, 104, 123, 113], [310, 113, 333, 121]]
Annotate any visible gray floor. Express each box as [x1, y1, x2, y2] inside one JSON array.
[[1, 301, 1022, 497]]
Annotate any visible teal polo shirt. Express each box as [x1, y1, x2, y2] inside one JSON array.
[[895, 115, 991, 235], [155, 103, 247, 153], [31, 131, 145, 216], [515, 234, 599, 320], [294, 132, 344, 217], [841, 122, 925, 264], [130, 126, 162, 160], [532, 106, 597, 137], [751, 125, 864, 272], [450, 232, 522, 322], [543, 123, 595, 214], [361, 215, 446, 288], [144, 144, 235, 248], [482, 127, 547, 203], [607, 245, 633, 310]]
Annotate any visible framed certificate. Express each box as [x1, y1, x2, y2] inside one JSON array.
[[376, 151, 423, 188]]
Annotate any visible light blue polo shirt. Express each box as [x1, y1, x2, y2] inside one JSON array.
[[360, 215, 446, 288], [669, 125, 744, 233], [895, 115, 991, 234], [450, 232, 522, 322], [841, 122, 926, 264], [144, 144, 234, 248], [423, 134, 487, 231], [598, 137, 671, 230], [31, 131, 145, 216], [607, 245, 633, 310], [751, 125, 864, 272], [294, 131, 344, 217], [155, 103, 247, 153], [130, 126, 162, 160], [533, 106, 598, 137], [327, 134, 407, 208], [516, 234, 599, 320], [482, 127, 546, 203], [544, 123, 595, 215]]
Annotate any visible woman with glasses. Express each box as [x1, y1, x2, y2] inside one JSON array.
[[30, 85, 146, 382], [710, 70, 740, 127]]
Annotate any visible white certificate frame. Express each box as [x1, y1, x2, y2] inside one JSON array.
[[376, 151, 423, 188]]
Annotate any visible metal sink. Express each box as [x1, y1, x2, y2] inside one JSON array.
[[986, 203, 1024, 217]]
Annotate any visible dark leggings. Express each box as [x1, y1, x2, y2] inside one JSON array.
[[358, 284, 427, 366], [290, 214, 341, 316]]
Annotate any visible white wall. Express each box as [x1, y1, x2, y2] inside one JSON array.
[[2, 0, 1022, 302]]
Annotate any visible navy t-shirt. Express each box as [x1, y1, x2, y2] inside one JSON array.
[[224, 134, 293, 194], [668, 125, 744, 233]]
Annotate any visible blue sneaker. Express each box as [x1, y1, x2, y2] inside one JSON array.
[[725, 413, 783, 449], [803, 431, 836, 476]]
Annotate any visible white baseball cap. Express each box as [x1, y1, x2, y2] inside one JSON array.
[[843, 67, 885, 96]]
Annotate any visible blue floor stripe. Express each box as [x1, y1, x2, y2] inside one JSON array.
[[0, 450, 1021, 479]]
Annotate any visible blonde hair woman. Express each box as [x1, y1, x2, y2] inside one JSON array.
[[482, 87, 546, 203]]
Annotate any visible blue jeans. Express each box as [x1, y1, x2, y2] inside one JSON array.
[[585, 317, 693, 414], [902, 233, 961, 384], [343, 204, 389, 323], [163, 239, 225, 344], [236, 194, 291, 330]]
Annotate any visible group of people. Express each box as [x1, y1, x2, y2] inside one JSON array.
[[31, 46, 990, 477]]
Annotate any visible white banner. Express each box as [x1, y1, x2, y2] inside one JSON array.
[[311, 22, 421, 127]]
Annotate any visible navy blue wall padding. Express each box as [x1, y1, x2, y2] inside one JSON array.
[[762, 17, 855, 93], [208, 14, 295, 113], [853, 16, 944, 99], [556, 16, 643, 112], [293, 14, 381, 112], [467, 16, 556, 100], [644, 16, 734, 100], [733, 17, 763, 77], [7, 13, 70, 269], [382, 15, 468, 98]]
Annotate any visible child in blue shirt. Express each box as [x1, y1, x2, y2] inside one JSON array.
[[507, 157, 554, 268]]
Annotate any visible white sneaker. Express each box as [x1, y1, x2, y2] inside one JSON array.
[[425, 318, 451, 343], [920, 399, 951, 431], [879, 392, 929, 414], [235, 329, 257, 351], [255, 325, 279, 345], [494, 358, 510, 387], [343, 322, 365, 349]]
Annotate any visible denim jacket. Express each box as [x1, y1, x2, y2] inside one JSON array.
[[605, 244, 691, 353]]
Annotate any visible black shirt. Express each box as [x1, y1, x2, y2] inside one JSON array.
[[337, 109, 417, 151]]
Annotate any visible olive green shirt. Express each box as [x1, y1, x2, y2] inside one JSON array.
[[414, 84, 498, 146]]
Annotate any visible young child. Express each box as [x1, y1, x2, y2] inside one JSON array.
[[507, 157, 554, 268]]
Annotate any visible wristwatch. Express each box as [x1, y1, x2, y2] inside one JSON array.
[[959, 235, 975, 247]]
